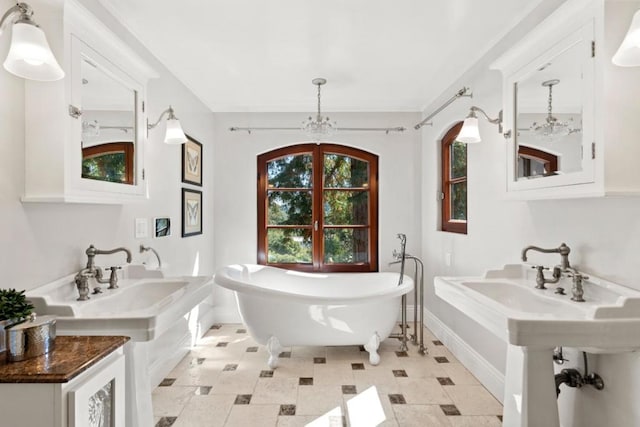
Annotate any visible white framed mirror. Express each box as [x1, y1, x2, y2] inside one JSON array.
[[515, 43, 583, 180], [80, 55, 137, 185], [506, 22, 595, 193], [491, 0, 599, 199], [69, 35, 146, 197]]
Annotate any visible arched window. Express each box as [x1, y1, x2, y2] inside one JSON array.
[[257, 144, 378, 272], [82, 142, 134, 184], [441, 122, 467, 234]]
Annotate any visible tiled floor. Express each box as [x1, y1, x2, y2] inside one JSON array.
[[152, 324, 503, 426]]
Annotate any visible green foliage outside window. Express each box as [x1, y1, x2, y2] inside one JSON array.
[[450, 141, 467, 221], [82, 152, 127, 183], [266, 152, 370, 264]]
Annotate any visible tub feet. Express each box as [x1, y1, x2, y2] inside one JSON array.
[[364, 333, 381, 366], [266, 336, 282, 369]]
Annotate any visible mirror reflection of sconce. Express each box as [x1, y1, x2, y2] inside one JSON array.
[[613, 9, 640, 66], [147, 105, 187, 144], [456, 106, 505, 144], [0, 2, 64, 81]]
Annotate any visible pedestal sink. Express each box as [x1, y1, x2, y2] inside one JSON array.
[[434, 264, 640, 427], [26, 265, 215, 427]]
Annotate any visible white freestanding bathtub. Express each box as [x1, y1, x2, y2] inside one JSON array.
[[214, 264, 413, 368]]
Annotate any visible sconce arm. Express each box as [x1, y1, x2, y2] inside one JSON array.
[[470, 106, 503, 134], [147, 106, 176, 130], [0, 3, 33, 34]]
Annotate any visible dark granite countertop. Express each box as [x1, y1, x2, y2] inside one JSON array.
[[0, 335, 129, 383]]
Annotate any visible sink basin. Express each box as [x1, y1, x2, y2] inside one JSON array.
[[27, 265, 213, 341], [27, 264, 214, 427], [435, 264, 640, 352], [435, 264, 640, 427]]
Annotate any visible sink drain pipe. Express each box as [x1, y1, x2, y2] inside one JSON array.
[[554, 349, 605, 398]]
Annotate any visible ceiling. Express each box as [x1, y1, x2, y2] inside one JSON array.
[[99, 0, 549, 113]]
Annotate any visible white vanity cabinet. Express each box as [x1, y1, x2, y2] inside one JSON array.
[[0, 336, 127, 427], [22, 0, 157, 204], [491, 0, 640, 199]]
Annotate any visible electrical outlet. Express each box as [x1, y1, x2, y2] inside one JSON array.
[[135, 218, 148, 239]]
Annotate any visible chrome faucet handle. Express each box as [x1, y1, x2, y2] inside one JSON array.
[[74, 274, 91, 301], [532, 265, 549, 289], [565, 271, 589, 280], [564, 271, 587, 302], [531, 265, 549, 270], [106, 266, 121, 290]]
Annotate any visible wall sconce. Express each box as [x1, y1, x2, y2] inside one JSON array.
[[147, 105, 187, 144], [456, 106, 504, 143], [612, 9, 640, 66], [0, 2, 64, 81]]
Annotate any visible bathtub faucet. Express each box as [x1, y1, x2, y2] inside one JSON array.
[[391, 233, 410, 352], [393, 233, 407, 278], [75, 245, 132, 298]]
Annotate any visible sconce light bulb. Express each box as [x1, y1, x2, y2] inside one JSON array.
[[23, 57, 44, 66], [164, 118, 187, 144]]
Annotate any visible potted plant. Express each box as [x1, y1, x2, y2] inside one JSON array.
[[0, 289, 34, 352]]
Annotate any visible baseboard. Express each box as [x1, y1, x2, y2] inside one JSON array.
[[197, 304, 217, 334], [213, 306, 242, 324], [421, 307, 505, 403]]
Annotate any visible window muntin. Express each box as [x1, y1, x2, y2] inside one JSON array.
[[441, 123, 467, 234], [258, 144, 378, 272]]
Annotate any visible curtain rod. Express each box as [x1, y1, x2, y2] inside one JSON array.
[[413, 87, 472, 130], [229, 126, 406, 134]]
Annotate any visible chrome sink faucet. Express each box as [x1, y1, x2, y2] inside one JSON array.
[[521, 243, 587, 302], [522, 243, 571, 270], [74, 245, 132, 300]]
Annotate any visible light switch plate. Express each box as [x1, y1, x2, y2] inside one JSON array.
[[445, 252, 453, 267], [135, 218, 148, 239]]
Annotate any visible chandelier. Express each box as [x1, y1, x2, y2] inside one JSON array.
[[302, 78, 337, 141], [530, 79, 579, 137]]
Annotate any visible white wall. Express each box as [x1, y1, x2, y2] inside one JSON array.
[[420, 1, 640, 426], [211, 112, 422, 321], [0, 0, 215, 292]]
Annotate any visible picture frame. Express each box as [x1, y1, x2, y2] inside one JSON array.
[[182, 134, 202, 186], [68, 354, 125, 427], [182, 188, 202, 237], [154, 217, 171, 238]]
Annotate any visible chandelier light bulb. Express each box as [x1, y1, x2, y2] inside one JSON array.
[[301, 78, 337, 141]]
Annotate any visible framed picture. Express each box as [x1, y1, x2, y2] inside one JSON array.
[[154, 217, 171, 238], [68, 354, 125, 427], [182, 188, 202, 237], [182, 135, 202, 186]]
